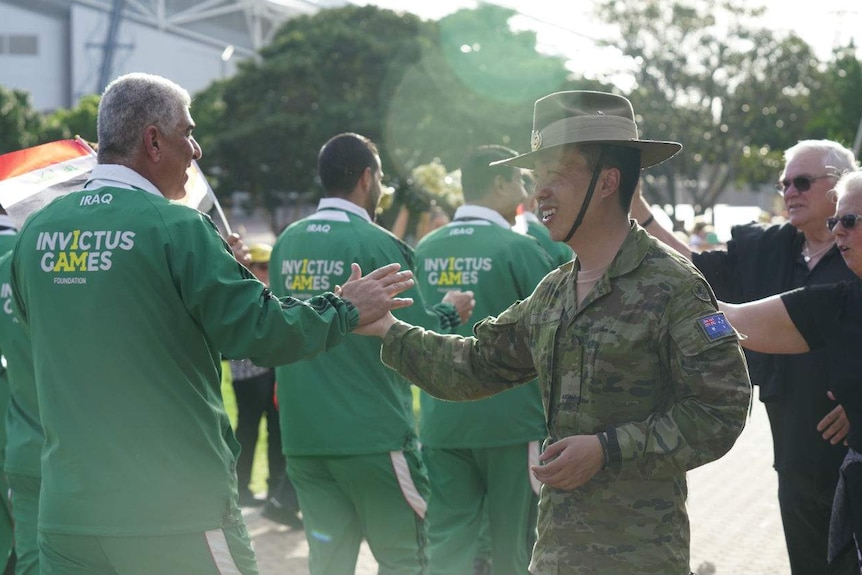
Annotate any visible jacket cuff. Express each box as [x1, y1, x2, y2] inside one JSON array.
[[432, 301, 461, 332], [321, 291, 359, 332]]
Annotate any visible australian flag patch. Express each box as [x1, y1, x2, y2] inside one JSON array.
[[697, 312, 735, 342]]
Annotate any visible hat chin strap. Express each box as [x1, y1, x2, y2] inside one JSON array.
[[562, 149, 604, 244]]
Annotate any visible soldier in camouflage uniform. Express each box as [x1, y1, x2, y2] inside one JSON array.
[[357, 91, 752, 575]]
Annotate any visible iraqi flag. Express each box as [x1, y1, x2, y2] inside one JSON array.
[[177, 159, 232, 235], [0, 138, 97, 229], [0, 138, 230, 233]]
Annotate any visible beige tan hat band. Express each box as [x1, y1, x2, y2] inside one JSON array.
[[533, 115, 639, 151]]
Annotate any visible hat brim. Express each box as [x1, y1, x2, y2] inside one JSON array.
[[490, 140, 682, 169]]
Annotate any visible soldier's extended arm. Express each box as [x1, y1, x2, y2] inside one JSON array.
[[368, 300, 537, 401]]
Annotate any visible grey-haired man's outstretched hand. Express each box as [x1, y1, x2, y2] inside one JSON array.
[[337, 262, 414, 327]]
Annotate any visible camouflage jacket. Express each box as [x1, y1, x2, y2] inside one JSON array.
[[381, 224, 751, 575]]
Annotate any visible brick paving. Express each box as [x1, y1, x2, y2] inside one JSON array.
[[688, 398, 789, 574], [247, 400, 789, 575]]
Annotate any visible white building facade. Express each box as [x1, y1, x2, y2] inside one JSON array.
[[0, 0, 343, 111]]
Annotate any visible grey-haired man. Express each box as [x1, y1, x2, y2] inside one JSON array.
[[10, 73, 414, 575], [356, 91, 751, 574]]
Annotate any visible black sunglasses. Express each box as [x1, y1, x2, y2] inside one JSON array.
[[775, 174, 837, 195], [827, 214, 862, 231]]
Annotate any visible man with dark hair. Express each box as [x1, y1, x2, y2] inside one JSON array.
[[357, 91, 751, 574], [9, 74, 414, 575], [458, 146, 519, 202], [414, 145, 552, 575], [317, 133, 381, 194], [270, 132, 474, 575]]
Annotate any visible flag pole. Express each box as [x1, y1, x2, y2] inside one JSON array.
[[208, 183, 232, 237], [74, 135, 97, 156], [193, 161, 232, 237]]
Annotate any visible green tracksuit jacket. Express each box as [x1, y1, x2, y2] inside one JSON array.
[[414, 204, 550, 447], [271, 198, 459, 456], [11, 165, 359, 536]]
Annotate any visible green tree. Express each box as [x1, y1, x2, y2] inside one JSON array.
[[193, 4, 590, 232], [194, 5, 432, 226], [594, 0, 824, 218], [384, 3, 573, 176], [807, 42, 862, 149], [0, 85, 44, 155], [39, 94, 100, 144]]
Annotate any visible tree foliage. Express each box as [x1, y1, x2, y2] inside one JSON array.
[[0, 86, 44, 155], [39, 94, 100, 144], [0, 88, 100, 154], [385, 3, 575, 175], [193, 5, 598, 230], [808, 42, 862, 148], [194, 5, 431, 214], [593, 0, 828, 216]]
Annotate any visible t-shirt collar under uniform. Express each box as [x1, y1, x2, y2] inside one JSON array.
[[317, 197, 373, 223], [597, 221, 652, 280], [84, 164, 164, 198], [453, 205, 510, 229], [563, 222, 650, 283]]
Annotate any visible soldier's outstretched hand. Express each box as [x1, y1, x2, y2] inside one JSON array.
[[338, 263, 414, 327], [531, 435, 604, 491]]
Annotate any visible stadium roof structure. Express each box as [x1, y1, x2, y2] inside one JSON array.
[[5, 0, 345, 56]]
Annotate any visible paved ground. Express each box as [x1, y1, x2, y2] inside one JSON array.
[[688, 398, 789, 574], [245, 398, 789, 575], [243, 502, 376, 575]]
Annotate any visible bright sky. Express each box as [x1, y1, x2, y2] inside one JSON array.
[[352, 0, 861, 83]]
